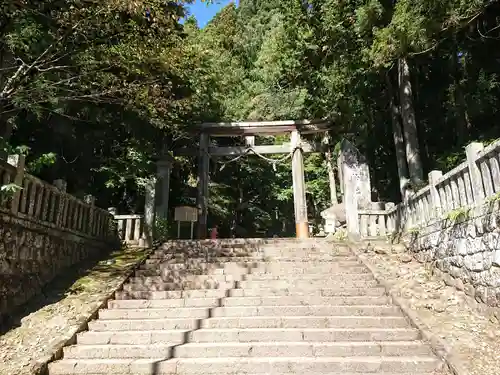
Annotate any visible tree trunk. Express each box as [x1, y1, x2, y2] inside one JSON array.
[[323, 133, 338, 205], [386, 70, 410, 200], [398, 57, 424, 185], [0, 46, 16, 160], [451, 45, 471, 145]]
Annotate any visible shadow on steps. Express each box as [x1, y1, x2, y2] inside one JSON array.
[[0, 245, 148, 336]]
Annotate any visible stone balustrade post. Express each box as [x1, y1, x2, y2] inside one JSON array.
[[107, 207, 118, 239], [7, 154, 26, 215], [385, 202, 395, 233], [465, 142, 485, 203], [84, 195, 96, 205], [428, 170, 443, 220], [53, 179, 67, 192], [84, 195, 96, 235], [53, 179, 67, 227], [144, 177, 156, 247]]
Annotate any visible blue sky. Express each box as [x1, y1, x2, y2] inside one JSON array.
[[186, 0, 238, 28]]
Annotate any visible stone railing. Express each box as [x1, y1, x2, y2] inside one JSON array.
[[358, 206, 394, 238], [1, 156, 113, 239], [113, 214, 145, 246], [0, 155, 117, 322], [357, 140, 500, 236], [356, 140, 500, 308]]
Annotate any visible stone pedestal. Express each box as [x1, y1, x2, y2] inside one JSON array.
[[321, 202, 346, 235], [337, 140, 372, 236], [155, 155, 174, 220], [141, 153, 174, 247]]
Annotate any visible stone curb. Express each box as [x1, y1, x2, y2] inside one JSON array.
[[348, 243, 468, 375], [37, 245, 159, 375]]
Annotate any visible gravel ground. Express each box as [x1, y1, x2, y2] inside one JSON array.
[[358, 242, 500, 375], [0, 247, 150, 375]]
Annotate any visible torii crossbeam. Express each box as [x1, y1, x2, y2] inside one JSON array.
[[174, 120, 332, 239]]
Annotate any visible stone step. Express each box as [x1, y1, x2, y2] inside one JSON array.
[[48, 356, 440, 374], [135, 263, 368, 277], [128, 273, 374, 285], [128, 275, 239, 284], [108, 298, 221, 309], [99, 305, 402, 320], [108, 296, 390, 310], [98, 307, 210, 320], [115, 287, 387, 300], [241, 273, 374, 281], [210, 305, 403, 317], [235, 279, 379, 289], [220, 296, 389, 306], [62, 341, 432, 360], [76, 330, 188, 345], [174, 341, 433, 358], [144, 255, 359, 264], [141, 259, 362, 270], [201, 316, 410, 329], [88, 318, 200, 331], [152, 247, 353, 257], [188, 328, 419, 343], [256, 251, 355, 259], [245, 268, 370, 276], [76, 328, 421, 345], [63, 344, 173, 359], [115, 289, 229, 300], [88, 316, 410, 331], [228, 287, 387, 297], [250, 261, 364, 271], [122, 281, 235, 292]]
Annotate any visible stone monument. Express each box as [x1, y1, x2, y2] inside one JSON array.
[[322, 140, 371, 236]]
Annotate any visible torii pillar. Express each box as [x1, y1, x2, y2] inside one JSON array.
[[197, 132, 210, 239], [291, 130, 309, 238]]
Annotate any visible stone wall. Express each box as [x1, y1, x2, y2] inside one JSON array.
[[0, 213, 112, 319], [0, 156, 116, 322], [408, 201, 500, 308], [356, 140, 500, 310]]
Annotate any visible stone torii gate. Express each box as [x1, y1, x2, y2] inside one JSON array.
[[175, 120, 332, 239]]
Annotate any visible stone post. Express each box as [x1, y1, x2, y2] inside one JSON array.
[[84, 194, 95, 205], [155, 155, 174, 221], [385, 202, 395, 233], [53, 179, 67, 227], [7, 154, 25, 215], [84, 195, 96, 235], [197, 133, 210, 239], [291, 130, 309, 238], [144, 177, 156, 247], [428, 170, 443, 220], [53, 179, 67, 192], [465, 142, 485, 203]]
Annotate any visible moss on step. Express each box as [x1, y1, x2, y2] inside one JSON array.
[[0, 245, 151, 375]]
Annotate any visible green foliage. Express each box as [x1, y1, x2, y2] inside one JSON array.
[[3, 0, 500, 239], [445, 207, 471, 222], [0, 183, 22, 195], [154, 217, 170, 243]]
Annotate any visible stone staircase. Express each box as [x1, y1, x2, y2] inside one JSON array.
[[48, 239, 443, 374]]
